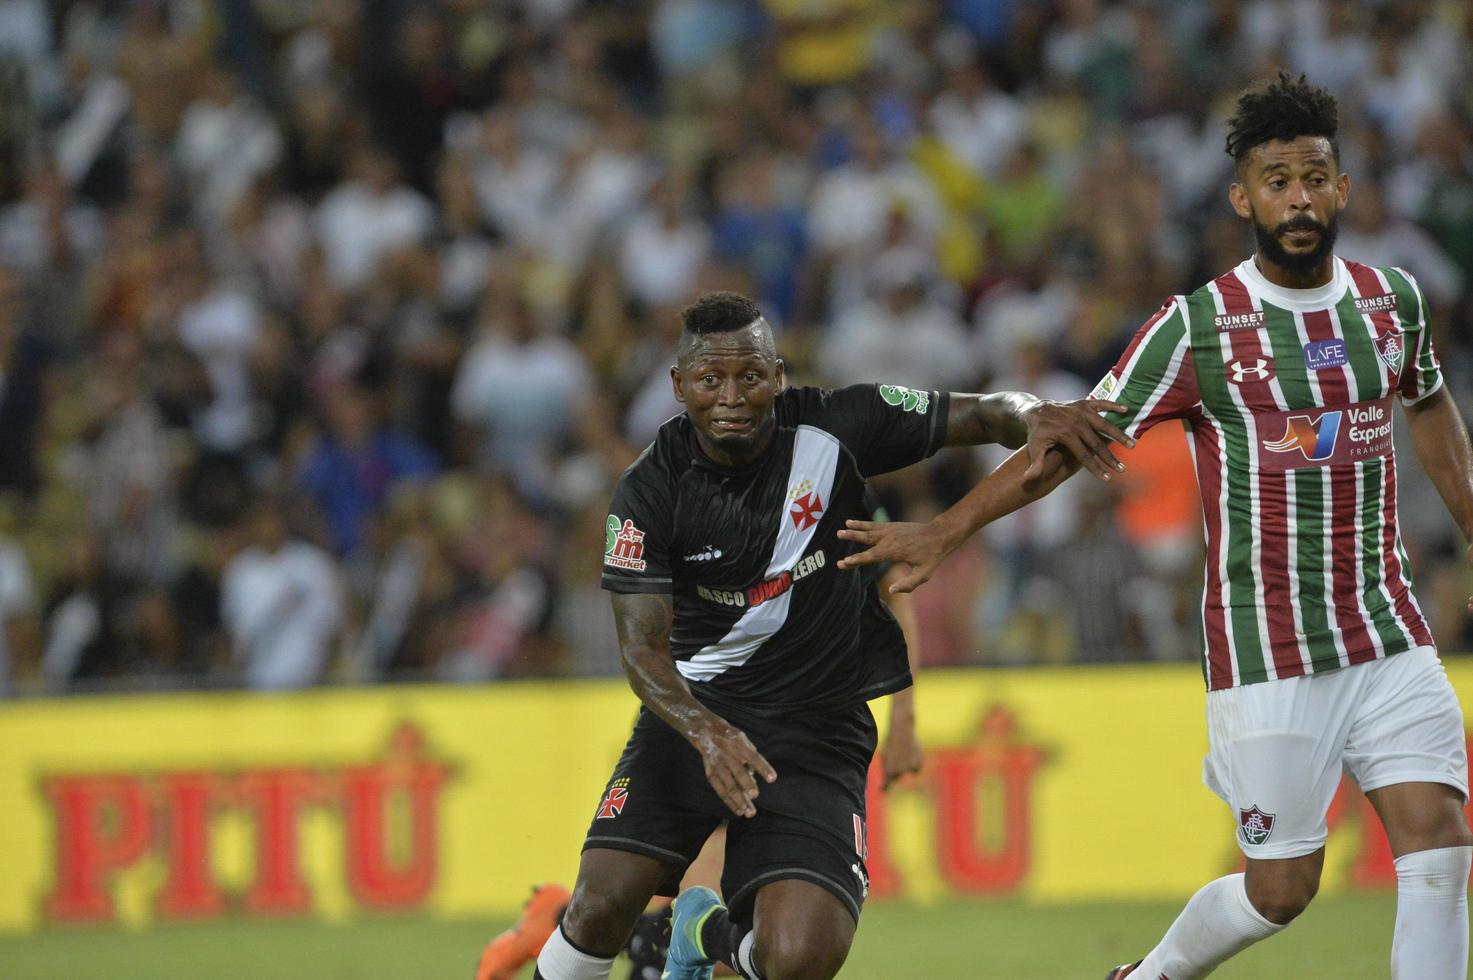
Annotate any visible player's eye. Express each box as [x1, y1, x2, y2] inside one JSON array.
[[1269, 179, 1286, 190], [743, 372, 760, 383], [700, 374, 718, 385]]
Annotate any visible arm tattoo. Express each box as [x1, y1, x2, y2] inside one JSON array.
[[611, 593, 713, 739]]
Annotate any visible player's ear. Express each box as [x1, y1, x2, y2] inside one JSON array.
[[1335, 171, 1350, 210], [1228, 180, 1252, 220], [670, 365, 685, 404], [774, 359, 786, 389]]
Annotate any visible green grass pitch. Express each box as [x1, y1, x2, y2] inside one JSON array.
[[0, 894, 1397, 978]]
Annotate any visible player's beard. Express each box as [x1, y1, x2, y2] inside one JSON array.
[[1252, 209, 1339, 277]]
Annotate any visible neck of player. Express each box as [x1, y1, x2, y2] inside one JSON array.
[[1253, 251, 1334, 291]]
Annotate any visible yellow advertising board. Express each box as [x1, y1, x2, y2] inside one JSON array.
[[1, 663, 1470, 933]]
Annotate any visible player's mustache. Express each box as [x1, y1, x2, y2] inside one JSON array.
[[1274, 215, 1326, 236]]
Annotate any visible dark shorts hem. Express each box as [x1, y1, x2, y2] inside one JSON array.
[[725, 867, 862, 925], [582, 835, 690, 867]]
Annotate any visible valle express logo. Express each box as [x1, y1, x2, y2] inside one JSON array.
[[1261, 400, 1393, 468]]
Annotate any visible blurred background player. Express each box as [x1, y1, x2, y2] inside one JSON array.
[[838, 72, 1473, 980]]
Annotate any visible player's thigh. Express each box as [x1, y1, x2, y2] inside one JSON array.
[[564, 847, 676, 953], [1203, 672, 1357, 859], [751, 878, 856, 980], [1345, 648, 1469, 853]]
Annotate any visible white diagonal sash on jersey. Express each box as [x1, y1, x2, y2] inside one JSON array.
[[680, 425, 841, 682]]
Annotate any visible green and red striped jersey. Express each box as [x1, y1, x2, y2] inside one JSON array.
[[1096, 256, 1440, 690]]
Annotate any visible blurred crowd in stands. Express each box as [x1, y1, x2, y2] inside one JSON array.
[[0, 0, 1470, 695]]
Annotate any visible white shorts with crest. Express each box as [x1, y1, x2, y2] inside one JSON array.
[[1202, 646, 1467, 859]]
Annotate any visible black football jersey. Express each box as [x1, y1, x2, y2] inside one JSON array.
[[601, 383, 950, 718]]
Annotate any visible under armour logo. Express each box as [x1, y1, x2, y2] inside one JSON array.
[[1227, 357, 1273, 384]]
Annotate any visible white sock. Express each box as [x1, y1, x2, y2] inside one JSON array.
[[734, 930, 764, 979], [1391, 845, 1471, 980], [1134, 873, 1284, 979], [534, 923, 615, 980]]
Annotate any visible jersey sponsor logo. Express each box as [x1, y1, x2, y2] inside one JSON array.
[[878, 384, 930, 414], [696, 585, 746, 608], [1258, 397, 1394, 470], [1302, 338, 1347, 371], [1238, 804, 1275, 845], [604, 516, 648, 571], [1090, 371, 1118, 400], [1263, 412, 1341, 462], [1376, 330, 1405, 374], [735, 550, 827, 608], [1214, 310, 1265, 331], [682, 546, 723, 562], [595, 778, 630, 819], [1354, 293, 1398, 315], [1226, 357, 1274, 384], [790, 491, 824, 530]]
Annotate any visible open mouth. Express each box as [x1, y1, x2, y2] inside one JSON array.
[[711, 416, 753, 434]]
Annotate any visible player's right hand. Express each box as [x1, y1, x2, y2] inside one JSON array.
[[690, 720, 777, 818]]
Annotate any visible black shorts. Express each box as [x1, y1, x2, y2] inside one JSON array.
[[582, 702, 877, 926]]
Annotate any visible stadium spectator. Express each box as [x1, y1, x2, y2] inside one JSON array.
[[298, 374, 439, 557], [0, 0, 1468, 697], [221, 498, 344, 690]]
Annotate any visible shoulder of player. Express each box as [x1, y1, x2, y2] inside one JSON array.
[[614, 421, 687, 492], [1372, 264, 1425, 326]]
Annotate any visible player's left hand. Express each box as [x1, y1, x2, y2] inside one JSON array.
[[1019, 399, 1135, 482], [880, 723, 922, 790], [837, 520, 946, 593]]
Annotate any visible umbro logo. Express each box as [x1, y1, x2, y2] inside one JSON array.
[[1226, 357, 1274, 384]]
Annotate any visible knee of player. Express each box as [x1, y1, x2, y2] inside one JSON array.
[[1249, 877, 1318, 925], [755, 925, 852, 980], [560, 883, 640, 955]]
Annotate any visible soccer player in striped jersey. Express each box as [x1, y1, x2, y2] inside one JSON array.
[[838, 72, 1473, 979]]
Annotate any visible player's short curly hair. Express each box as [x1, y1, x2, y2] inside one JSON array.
[[1225, 71, 1339, 171], [681, 291, 764, 335]]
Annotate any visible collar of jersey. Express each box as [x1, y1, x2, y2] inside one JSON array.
[[1235, 255, 1348, 311]]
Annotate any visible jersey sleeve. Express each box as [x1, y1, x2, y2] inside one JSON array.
[[601, 465, 674, 595], [818, 384, 951, 477], [1093, 297, 1200, 439], [1386, 267, 1444, 405]]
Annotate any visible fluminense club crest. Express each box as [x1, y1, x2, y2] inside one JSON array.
[[1239, 804, 1276, 846], [1376, 330, 1404, 375]]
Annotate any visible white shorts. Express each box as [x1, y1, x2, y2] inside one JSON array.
[[1202, 646, 1468, 860]]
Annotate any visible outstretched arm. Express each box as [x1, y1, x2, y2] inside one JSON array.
[[944, 393, 1135, 481], [1404, 387, 1473, 609], [839, 445, 1083, 593], [611, 593, 776, 816], [878, 571, 922, 789]]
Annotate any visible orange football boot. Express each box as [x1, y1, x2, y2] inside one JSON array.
[[475, 883, 572, 980]]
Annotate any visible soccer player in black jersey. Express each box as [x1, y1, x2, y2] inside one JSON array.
[[530, 292, 1132, 980]]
